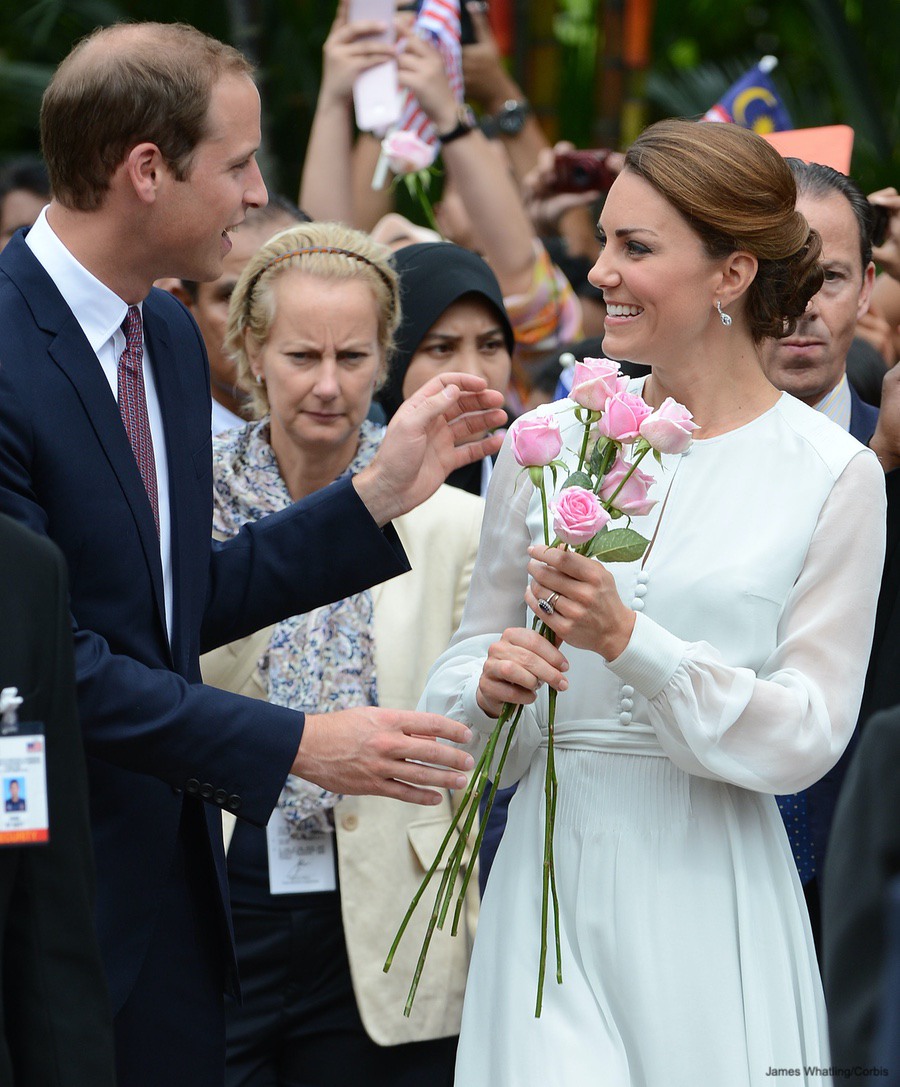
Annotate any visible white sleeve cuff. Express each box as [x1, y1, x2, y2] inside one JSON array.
[[604, 612, 687, 699], [461, 674, 504, 735]]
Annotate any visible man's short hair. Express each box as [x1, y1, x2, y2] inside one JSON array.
[[786, 158, 875, 273], [41, 22, 252, 212]]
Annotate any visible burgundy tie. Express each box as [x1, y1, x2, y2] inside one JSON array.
[[117, 306, 160, 536]]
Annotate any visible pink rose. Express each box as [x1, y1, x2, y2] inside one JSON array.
[[382, 130, 436, 175], [551, 486, 610, 546], [596, 391, 653, 443], [510, 412, 563, 467], [639, 397, 699, 454], [598, 455, 657, 517], [569, 357, 622, 411]]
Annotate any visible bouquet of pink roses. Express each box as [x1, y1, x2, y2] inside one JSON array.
[[384, 358, 697, 1016]]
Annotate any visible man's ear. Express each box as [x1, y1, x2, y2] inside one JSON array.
[[857, 260, 876, 321], [121, 143, 167, 205]]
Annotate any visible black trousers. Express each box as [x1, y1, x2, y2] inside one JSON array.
[[225, 900, 457, 1087], [114, 804, 226, 1087]]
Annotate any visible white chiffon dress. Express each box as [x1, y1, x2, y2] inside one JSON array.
[[418, 389, 886, 1087]]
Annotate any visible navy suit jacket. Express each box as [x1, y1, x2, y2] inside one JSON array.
[[0, 232, 409, 1011], [797, 383, 880, 882]]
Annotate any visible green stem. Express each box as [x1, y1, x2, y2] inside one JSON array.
[[600, 444, 651, 510], [592, 440, 619, 496], [384, 734, 494, 973], [538, 476, 550, 547], [575, 418, 592, 475], [536, 632, 562, 1016], [451, 705, 525, 935], [413, 173, 442, 236]]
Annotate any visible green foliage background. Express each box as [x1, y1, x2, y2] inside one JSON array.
[[0, 0, 897, 196]]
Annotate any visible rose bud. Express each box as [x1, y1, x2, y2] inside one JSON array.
[[569, 357, 622, 412], [382, 130, 437, 175], [639, 397, 699, 455], [551, 486, 611, 546], [510, 413, 563, 467], [596, 391, 653, 443], [598, 455, 657, 517]]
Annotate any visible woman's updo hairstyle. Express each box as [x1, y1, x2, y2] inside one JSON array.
[[623, 119, 824, 343], [226, 220, 401, 418]]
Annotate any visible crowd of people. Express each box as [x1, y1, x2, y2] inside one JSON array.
[[0, 6, 898, 1087]]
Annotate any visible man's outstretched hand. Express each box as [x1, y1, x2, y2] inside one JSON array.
[[293, 707, 475, 805], [353, 372, 506, 525]]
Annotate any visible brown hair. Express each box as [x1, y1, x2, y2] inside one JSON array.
[[624, 118, 824, 342], [41, 22, 252, 212], [226, 221, 401, 419]]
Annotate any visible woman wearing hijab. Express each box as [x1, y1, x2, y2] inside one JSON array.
[[378, 242, 515, 498]]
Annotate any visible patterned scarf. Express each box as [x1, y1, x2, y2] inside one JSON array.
[[212, 418, 383, 837]]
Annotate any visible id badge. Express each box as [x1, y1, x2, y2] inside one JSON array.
[[0, 724, 49, 846], [265, 805, 336, 894]]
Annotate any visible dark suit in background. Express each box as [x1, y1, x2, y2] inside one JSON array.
[[0, 513, 115, 1087]]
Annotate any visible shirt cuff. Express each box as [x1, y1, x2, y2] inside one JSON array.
[[604, 612, 686, 699], [461, 674, 503, 736]]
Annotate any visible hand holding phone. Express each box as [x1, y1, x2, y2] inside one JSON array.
[[348, 0, 401, 133], [551, 149, 618, 195]]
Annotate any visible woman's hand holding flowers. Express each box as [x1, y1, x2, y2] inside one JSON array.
[[525, 545, 636, 662], [476, 626, 570, 719]]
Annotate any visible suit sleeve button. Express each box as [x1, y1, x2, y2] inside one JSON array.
[[185, 778, 200, 795], [341, 814, 359, 831], [213, 788, 228, 806], [226, 795, 242, 812], [200, 783, 214, 799]]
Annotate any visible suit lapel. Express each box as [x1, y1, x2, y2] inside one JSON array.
[[2, 237, 169, 644]]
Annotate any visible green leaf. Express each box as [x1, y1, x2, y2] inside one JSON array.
[[561, 471, 594, 490], [587, 527, 650, 563]]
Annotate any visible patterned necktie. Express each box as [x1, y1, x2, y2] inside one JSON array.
[[117, 306, 160, 536], [775, 791, 815, 884]]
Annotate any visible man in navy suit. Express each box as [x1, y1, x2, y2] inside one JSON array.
[[0, 22, 504, 1087], [760, 159, 880, 949]]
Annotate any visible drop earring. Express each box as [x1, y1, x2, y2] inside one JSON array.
[[716, 300, 732, 327], [255, 373, 263, 385]]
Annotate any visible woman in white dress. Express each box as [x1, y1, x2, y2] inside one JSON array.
[[419, 119, 887, 1086]]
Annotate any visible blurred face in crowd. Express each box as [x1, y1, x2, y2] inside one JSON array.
[[402, 295, 512, 398], [249, 271, 382, 470], [0, 189, 47, 251], [760, 190, 874, 407], [187, 218, 295, 398]]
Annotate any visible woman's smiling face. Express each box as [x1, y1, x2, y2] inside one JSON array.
[[588, 169, 727, 368]]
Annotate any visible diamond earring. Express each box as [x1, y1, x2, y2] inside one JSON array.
[[716, 300, 732, 327]]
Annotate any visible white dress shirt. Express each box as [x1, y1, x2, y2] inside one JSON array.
[[26, 207, 174, 642]]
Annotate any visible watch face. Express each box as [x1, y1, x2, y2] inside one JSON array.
[[497, 104, 526, 136]]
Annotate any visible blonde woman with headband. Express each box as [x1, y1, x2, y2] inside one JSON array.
[[200, 222, 481, 1087]]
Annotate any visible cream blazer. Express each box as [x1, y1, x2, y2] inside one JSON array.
[[201, 483, 484, 1046]]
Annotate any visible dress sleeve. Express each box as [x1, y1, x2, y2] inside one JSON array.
[[606, 450, 887, 793], [418, 437, 547, 786]]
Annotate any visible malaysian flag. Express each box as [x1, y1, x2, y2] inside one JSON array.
[[398, 0, 464, 150], [703, 57, 793, 134]]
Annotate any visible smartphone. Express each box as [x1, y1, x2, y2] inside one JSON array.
[[349, 0, 401, 133], [552, 149, 617, 195], [869, 201, 890, 249]]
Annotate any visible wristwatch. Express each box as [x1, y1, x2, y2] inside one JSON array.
[[482, 99, 530, 138], [438, 104, 477, 146]]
